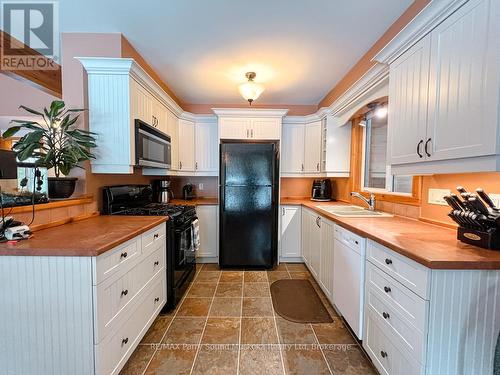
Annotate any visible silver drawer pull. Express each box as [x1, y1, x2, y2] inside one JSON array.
[[154, 297, 160, 303], [384, 286, 391, 293], [154, 261, 159, 266], [380, 350, 388, 358], [121, 289, 128, 297], [382, 312, 390, 319], [385, 258, 393, 265], [120, 252, 128, 259], [122, 338, 129, 346], [154, 233, 159, 239]]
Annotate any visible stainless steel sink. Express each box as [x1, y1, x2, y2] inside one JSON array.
[[316, 205, 393, 218]]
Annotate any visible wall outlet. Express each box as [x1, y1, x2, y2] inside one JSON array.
[[428, 188, 451, 205], [488, 193, 500, 208], [198, 183, 204, 191]]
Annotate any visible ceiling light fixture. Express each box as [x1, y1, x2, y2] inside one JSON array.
[[238, 72, 264, 105]]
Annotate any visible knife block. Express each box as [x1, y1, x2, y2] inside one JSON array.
[[457, 227, 500, 250]]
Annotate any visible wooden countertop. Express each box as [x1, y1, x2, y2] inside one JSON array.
[[170, 197, 218, 205], [0, 215, 168, 257], [281, 197, 500, 270]]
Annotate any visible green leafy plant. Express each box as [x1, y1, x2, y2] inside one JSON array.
[[2, 100, 97, 177]]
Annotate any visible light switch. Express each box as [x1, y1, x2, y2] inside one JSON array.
[[198, 183, 204, 191], [428, 188, 451, 206]]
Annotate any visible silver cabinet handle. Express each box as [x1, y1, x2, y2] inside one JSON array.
[[246, 129, 249, 138], [316, 162, 320, 171], [195, 162, 198, 170], [282, 207, 285, 216], [179, 161, 182, 169], [301, 163, 304, 172], [251, 129, 254, 138]]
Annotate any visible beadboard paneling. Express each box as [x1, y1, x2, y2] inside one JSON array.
[[0, 256, 94, 375], [426, 270, 500, 375]]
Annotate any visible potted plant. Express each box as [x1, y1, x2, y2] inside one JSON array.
[[2, 100, 97, 199]]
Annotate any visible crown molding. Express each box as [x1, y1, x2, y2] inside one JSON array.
[[212, 108, 289, 118], [179, 112, 216, 122], [373, 0, 468, 64]]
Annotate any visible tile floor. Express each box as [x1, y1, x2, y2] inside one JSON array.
[[120, 263, 377, 375]]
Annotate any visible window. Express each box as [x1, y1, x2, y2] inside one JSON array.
[[361, 102, 413, 195]]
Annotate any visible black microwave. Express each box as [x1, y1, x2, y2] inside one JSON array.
[[135, 119, 171, 169]]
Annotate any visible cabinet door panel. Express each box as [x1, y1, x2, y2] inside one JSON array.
[[301, 210, 311, 264], [309, 214, 321, 278], [196, 205, 218, 258], [167, 110, 179, 171], [319, 218, 334, 301], [282, 124, 305, 173], [219, 118, 250, 139], [280, 206, 302, 258], [195, 121, 218, 172], [178, 120, 195, 171], [251, 118, 281, 140], [388, 34, 430, 165], [427, 0, 500, 160], [131, 81, 152, 124], [304, 121, 322, 173]]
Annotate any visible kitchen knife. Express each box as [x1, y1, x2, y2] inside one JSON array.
[[448, 212, 462, 226], [476, 188, 500, 211], [468, 196, 490, 216], [450, 194, 466, 211], [444, 195, 461, 211], [457, 186, 468, 195]]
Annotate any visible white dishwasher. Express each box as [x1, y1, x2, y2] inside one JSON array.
[[333, 225, 366, 340]]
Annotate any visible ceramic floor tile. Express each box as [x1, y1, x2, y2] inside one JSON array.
[[186, 282, 217, 298], [215, 282, 243, 297], [141, 316, 172, 344], [201, 317, 240, 344], [243, 282, 271, 297], [162, 317, 206, 344], [242, 297, 274, 317], [289, 271, 313, 280], [191, 344, 239, 375], [275, 317, 317, 344], [176, 298, 212, 317], [323, 345, 377, 374], [219, 271, 244, 282], [195, 271, 221, 282], [267, 271, 291, 283], [244, 271, 268, 282], [239, 346, 284, 375], [240, 317, 279, 344], [285, 263, 308, 272], [209, 298, 242, 317], [272, 263, 288, 272], [145, 345, 198, 375], [119, 344, 155, 375], [281, 347, 331, 375], [201, 263, 221, 271], [312, 320, 356, 344]]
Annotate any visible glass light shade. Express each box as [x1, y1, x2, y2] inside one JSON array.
[[238, 81, 264, 102]]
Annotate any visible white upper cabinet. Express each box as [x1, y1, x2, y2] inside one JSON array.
[[178, 119, 195, 171], [281, 123, 305, 173], [324, 116, 351, 176], [426, 0, 499, 162], [388, 34, 430, 165], [132, 80, 153, 125], [167, 110, 179, 171], [378, 0, 500, 174], [214, 109, 287, 141], [195, 121, 218, 172], [304, 120, 322, 173]]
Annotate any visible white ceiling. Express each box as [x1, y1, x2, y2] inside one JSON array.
[[60, 0, 412, 105]]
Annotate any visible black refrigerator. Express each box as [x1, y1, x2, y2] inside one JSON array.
[[219, 141, 279, 268]]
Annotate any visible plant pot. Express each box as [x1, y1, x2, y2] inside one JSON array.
[[48, 177, 77, 199]]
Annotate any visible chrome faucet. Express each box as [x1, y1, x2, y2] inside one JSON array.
[[351, 192, 376, 211]]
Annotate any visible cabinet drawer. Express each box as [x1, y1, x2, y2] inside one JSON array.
[[366, 262, 427, 330], [364, 309, 424, 375], [366, 286, 426, 364], [95, 237, 141, 284], [334, 224, 365, 254], [142, 223, 166, 252], [367, 240, 430, 299], [95, 246, 165, 343], [95, 276, 165, 375]]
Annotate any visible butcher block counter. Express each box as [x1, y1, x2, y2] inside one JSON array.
[[0, 215, 168, 257], [169, 197, 218, 205], [281, 198, 500, 270]]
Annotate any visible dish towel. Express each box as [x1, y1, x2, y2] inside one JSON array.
[[192, 218, 200, 252]]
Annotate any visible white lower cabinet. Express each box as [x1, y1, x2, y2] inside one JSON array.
[[279, 205, 302, 261], [318, 217, 334, 301], [195, 205, 219, 261]]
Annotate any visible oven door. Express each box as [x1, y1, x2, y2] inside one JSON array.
[[135, 119, 171, 169], [173, 220, 196, 288]]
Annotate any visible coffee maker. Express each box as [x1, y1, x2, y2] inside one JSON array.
[[153, 180, 174, 203], [311, 179, 333, 201], [182, 183, 196, 200]]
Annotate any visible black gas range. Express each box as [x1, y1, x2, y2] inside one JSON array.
[[103, 185, 197, 312]]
